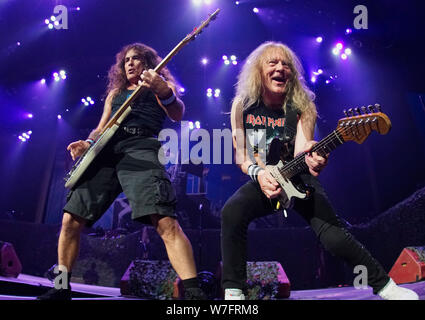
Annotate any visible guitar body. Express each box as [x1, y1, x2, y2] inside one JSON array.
[[267, 161, 312, 209]]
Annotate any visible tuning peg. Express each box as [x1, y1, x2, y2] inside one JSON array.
[[361, 106, 367, 114], [354, 107, 361, 115], [343, 109, 348, 117], [374, 103, 381, 112], [367, 105, 375, 113], [348, 108, 354, 116]]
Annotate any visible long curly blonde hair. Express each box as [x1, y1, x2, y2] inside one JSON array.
[[232, 41, 317, 121]]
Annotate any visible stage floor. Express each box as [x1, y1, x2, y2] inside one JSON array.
[[0, 274, 424, 300]]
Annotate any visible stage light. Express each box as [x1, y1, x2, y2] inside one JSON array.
[[179, 87, 185, 93], [232, 60, 238, 65], [253, 8, 259, 13], [311, 76, 317, 83], [344, 48, 352, 55], [201, 58, 208, 65], [44, 19, 50, 25], [341, 53, 348, 60], [16, 42, 21, 46], [192, 0, 202, 5], [27, 131, 32, 135], [76, 7, 81, 11], [235, 1, 240, 4], [48, 24, 54, 30], [50, 16, 56, 22], [222, 55, 228, 61], [195, 121, 201, 129], [214, 88, 221, 97], [317, 69, 323, 74], [40, 78, 46, 84], [188, 121, 194, 130], [316, 36, 323, 43], [345, 28, 352, 35], [325, 80, 330, 84], [230, 55, 236, 61], [207, 88, 213, 97], [332, 48, 340, 55], [27, 113, 33, 119], [204, 0, 212, 4], [57, 115, 62, 119], [336, 42, 343, 50], [224, 60, 230, 65]]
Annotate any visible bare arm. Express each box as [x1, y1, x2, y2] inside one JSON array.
[[293, 109, 328, 176]]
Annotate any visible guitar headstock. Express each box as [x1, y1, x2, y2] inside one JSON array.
[[182, 8, 220, 44], [337, 104, 392, 144]]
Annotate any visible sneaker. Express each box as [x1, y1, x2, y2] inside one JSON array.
[[378, 278, 419, 300], [36, 288, 72, 300], [224, 288, 245, 300], [184, 287, 207, 300]]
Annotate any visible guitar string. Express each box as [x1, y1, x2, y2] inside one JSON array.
[[277, 119, 376, 178]]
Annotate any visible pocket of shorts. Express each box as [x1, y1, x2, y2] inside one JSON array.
[[152, 171, 177, 206]]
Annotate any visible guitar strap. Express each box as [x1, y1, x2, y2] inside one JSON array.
[[282, 102, 298, 143]]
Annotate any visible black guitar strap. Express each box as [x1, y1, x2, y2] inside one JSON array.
[[282, 102, 298, 143]]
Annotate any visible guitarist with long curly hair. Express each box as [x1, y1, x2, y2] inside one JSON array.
[[221, 41, 418, 300]]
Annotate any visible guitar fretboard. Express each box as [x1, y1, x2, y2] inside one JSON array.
[[278, 129, 345, 179]]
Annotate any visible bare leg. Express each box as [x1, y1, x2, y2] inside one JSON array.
[[151, 215, 197, 280], [58, 212, 86, 272]]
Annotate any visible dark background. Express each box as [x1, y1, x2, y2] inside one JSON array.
[[0, 0, 424, 227]]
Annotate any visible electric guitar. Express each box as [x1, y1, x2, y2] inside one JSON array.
[[64, 9, 220, 189], [267, 104, 392, 210]]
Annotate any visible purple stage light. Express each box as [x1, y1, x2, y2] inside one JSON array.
[[188, 121, 194, 130], [311, 76, 317, 83], [40, 78, 46, 84], [316, 36, 323, 43], [224, 60, 230, 65], [48, 24, 54, 30], [345, 28, 352, 35], [179, 87, 185, 93], [332, 48, 340, 56], [195, 121, 201, 129], [214, 88, 221, 97], [336, 42, 343, 50], [230, 55, 236, 61], [253, 7, 259, 13], [232, 60, 238, 65], [27, 113, 33, 119], [44, 19, 50, 25], [76, 7, 81, 11], [222, 55, 228, 61], [57, 115, 62, 119], [235, 1, 240, 4], [341, 53, 348, 60], [317, 69, 323, 74], [344, 48, 352, 55], [201, 58, 208, 65], [50, 16, 56, 22], [325, 80, 330, 84]]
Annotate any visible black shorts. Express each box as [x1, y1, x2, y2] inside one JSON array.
[[64, 130, 177, 227]]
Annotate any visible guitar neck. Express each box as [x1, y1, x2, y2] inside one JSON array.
[[280, 129, 345, 179]]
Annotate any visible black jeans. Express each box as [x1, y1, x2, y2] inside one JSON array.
[[220, 174, 389, 294]]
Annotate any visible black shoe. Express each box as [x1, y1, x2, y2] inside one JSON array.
[[184, 287, 207, 300], [37, 288, 72, 300]]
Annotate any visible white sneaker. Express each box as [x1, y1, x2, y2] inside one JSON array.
[[378, 278, 419, 300], [224, 288, 245, 300]]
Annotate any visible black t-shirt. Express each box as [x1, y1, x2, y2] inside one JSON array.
[[243, 100, 296, 165], [110, 89, 166, 136]]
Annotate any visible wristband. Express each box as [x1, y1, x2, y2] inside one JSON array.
[[85, 139, 94, 146], [247, 164, 264, 183], [159, 91, 176, 106]]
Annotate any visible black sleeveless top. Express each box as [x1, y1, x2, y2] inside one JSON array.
[[243, 100, 297, 165], [110, 89, 166, 136]]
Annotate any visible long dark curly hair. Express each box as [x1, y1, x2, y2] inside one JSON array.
[[106, 43, 178, 98]]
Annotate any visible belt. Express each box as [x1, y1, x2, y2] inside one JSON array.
[[121, 126, 156, 137]]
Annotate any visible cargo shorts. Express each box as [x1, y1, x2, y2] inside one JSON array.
[[64, 130, 177, 227]]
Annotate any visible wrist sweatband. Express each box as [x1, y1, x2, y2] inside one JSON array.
[[159, 91, 176, 106], [247, 164, 264, 183], [85, 139, 94, 146]]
